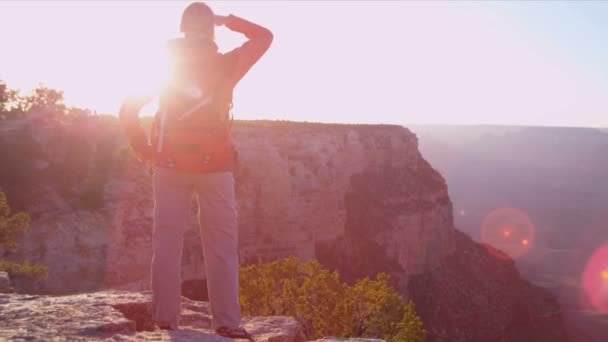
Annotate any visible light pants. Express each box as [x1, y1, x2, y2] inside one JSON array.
[[151, 168, 241, 330]]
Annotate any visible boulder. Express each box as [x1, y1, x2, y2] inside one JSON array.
[[0, 271, 12, 293]]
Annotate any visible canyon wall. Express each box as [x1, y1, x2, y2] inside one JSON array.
[[0, 118, 570, 341], [3, 119, 454, 293]]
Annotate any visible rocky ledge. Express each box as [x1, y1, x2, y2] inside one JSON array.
[[0, 290, 307, 341]]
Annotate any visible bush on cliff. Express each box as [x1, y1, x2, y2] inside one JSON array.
[[240, 257, 426, 341], [0, 191, 48, 280], [0, 80, 25, 119], [1, 80, 91, 121]]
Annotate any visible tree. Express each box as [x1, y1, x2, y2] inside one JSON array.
[[24, 84, 67, 118], [240, 257, 426, 341], [0, 81, 25, 119], [0, 191, 29, 252], [1, 81, 93, 121], [66, 106, 90, 120], [0, 81, 10, 112], [0, 191, 48, 280]]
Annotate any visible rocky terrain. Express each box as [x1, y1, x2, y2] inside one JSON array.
[[0, 117, 573, 341], [408, 231, 571, 342], [0, 288, 306, 341]]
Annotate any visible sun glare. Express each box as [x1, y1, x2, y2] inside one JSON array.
[[582, 244, 608, 313], [481, 208, 535, 260]]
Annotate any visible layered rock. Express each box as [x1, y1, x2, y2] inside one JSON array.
[[0, 290, 306, 341], [4, 119, 454, 293], [232, 122, 454, 289], [0, 118, 571, 340], [408, 231, 571, 342]]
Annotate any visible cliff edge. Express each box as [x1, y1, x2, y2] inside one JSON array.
[[0, 290, 306, 341]]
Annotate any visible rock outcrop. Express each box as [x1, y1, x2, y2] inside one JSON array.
[[408, 231, 571, 342], [233, 122, 454, 289], [0, 271, 12, 293], [0, 290, 306, 341], [4, 119, 454, 294]]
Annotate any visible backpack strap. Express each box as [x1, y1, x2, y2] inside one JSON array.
[[176, 94, 214, 122], [156, 103, 170, 153]]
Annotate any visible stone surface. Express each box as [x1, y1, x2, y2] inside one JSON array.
[[0, 290, 307, 342], [0, 271, 12, 293]]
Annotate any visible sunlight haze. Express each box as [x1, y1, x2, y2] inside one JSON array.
[[0, 0, 607, 127]]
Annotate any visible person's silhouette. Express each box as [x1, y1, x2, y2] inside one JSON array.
[[119, 2, 272, 338]]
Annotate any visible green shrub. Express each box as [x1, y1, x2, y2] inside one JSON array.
[[0, 191, 30, 252], [390, 302, 427, 342], [240, 257, 426, 341], [0, 259, 48, 280], [0, 191, 48, 280]]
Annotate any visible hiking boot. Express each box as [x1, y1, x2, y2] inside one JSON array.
[[215, 326, 254, 341]]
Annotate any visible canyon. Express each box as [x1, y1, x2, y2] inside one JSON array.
[[413, 125, 608, 341], [0, 117, 573, 341]]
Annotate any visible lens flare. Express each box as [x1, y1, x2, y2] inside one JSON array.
[[481, 208, 535, 260], [581, 243, 608, 313]]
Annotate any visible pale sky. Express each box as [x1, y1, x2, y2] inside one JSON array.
[[0, 1, 607, 127]]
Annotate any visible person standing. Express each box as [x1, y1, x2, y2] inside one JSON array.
[[119, 2, 272, 338]]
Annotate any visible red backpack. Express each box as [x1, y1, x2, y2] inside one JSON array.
[[150, 38, 236, 173]]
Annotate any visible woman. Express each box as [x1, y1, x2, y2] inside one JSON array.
[[119, 2, 273, 338]]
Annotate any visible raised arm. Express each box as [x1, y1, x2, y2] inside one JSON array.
[[119, 96, 153, 162], [218, 14, 273, 86]]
